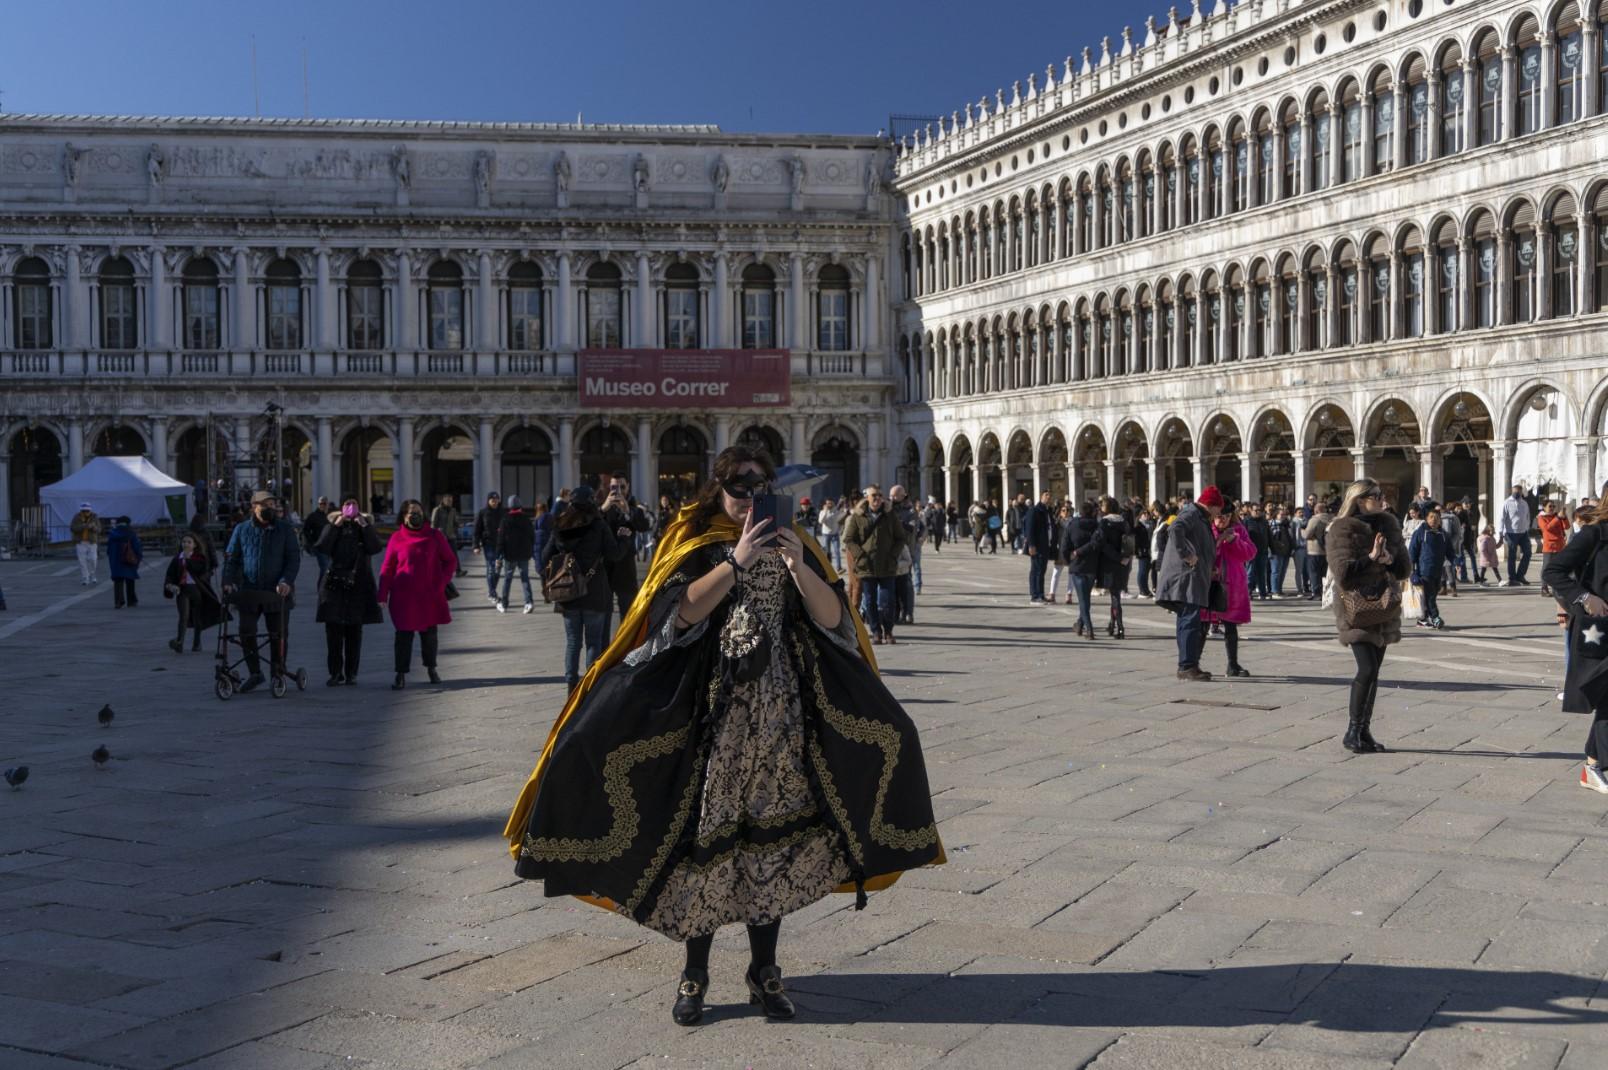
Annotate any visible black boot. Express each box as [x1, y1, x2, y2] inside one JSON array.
[[672, 968, 708, 1026], [1342, 718, 1366, 753], [746, 964, 796, 1020], [1357, 715, 1388, 753], [391, 673, 405, 690]]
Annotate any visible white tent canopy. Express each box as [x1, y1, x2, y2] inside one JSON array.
[[39, 456, 192, 539]]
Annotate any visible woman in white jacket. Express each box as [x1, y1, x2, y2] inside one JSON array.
[[816, 498, 847, 571]]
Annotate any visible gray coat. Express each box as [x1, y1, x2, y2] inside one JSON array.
[[1153, 503, 1216, 610]]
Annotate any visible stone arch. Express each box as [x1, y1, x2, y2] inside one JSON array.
[[1199, 412, 1245, 500]]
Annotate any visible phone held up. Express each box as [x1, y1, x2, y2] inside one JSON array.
[[750, 493, 795, 539]]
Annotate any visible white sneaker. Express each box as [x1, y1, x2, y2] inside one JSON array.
[[1029, 598, 1045, 606], [1271, 593, 1283, 600], [1581, 764, 1608, 794], [496, 601, 507, 613], [522, 603, 534, 615]]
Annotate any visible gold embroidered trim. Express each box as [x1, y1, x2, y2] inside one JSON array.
[[522, 726, 690, 864], [694, 802, 820, 850], [626, 746, 704, 913], [667, 824, 827, 879]]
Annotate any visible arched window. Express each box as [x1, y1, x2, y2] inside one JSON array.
[[1510, 201, 1539, 323], [1138, 158, 1156, 236], [1550, 196, 1580, 318], [1159, 150, 1177, 232], [346, 259, 384, 350], [1277, 259, 1298, 354], [1404, 55, 1430, 164], [1114, 293, 1131, 376], [1310, 95, 1332, 192], [1557, 6, 1586, 124], [585, 261, 623, 348], [663, 262, 700, 349], [1097, 173, 1114, 247], [1011, 201, 1025, 271], [1025, 198, 1040, 266], [1229, 121, 1250, 211], [1595, 185, 1608, 311], [1280, 103, 1302, 199], [817, 264, 850, 351], [1180, 277, 1198, 367], [1305, 252, 1328, 350], [1202, 274, 1221, 364], [1399, 226, 1426, 338], [1225, 267, 1245, 360], [1182, 139, 1200, 225], [1335, 241, 1360, 346], [1120, 166, 1136, 241], [1095, 297, 1112, 378], [900, 234, 912, 300], [1516, 16, 1543, 135], [507, 260, 543, 351], [966, 215, 979, 280], [1136, 286, 1153, 372], [99, 256, 137, 350], [927, 230, 939, 293], [1475, 30, 1504, 144], [1432, 219, 1459, 333], [994, 206, 1008, 272], [1340, 80, 1364, 182], [12, 257, 52, 350], [910, 234, 923, 296], [1470, 210, 1498, 327], [264, 258, 302, 350], [1440, 45, 1468, 155], [741, 263, 775, 348], [182, 258, 220, 351], [1206, 130, 1226, 218], [977, 216, 990, 278], [427, 260, 464, 350], [1372, 71, 1396, 173], [1255, 114, 1276, 204], [1366, 236, 1392, 341], [1154, 284, 1172, 372], [1599, 1, 1608, 118], [1252, 262, 1272, 357]]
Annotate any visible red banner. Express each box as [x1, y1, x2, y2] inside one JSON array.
[[578, 349, 791, 409]]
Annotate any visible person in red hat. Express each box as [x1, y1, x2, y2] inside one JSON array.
[[1154, 487, 1224, 681]]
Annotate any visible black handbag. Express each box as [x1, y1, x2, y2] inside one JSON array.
[[444, 581, 460, 601], [1208, 579, 1228, 613]]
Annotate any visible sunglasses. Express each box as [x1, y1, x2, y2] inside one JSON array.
[[1362, 491, 1383, 501]]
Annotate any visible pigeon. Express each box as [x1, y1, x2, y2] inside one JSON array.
[[3, 766, 28, 789], [92, 746, 110, 768], [97, 704, 114, 728]]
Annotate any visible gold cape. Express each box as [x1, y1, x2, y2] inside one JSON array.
[[502, 504, 940, 912]]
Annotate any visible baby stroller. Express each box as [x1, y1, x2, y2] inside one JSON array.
[[214, 589, 307, 700]]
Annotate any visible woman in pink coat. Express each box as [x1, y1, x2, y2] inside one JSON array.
[[1202, 505, 1257, 677], [377, 498, 458, 690]]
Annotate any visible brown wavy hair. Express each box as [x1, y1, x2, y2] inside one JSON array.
[[687, 445, 778, 535]]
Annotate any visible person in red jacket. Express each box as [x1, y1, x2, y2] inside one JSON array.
[[377, 499, 458, 690], [1537, 500, 1570, 597]]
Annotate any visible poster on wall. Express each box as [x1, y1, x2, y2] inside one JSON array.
[[578, 350, 790, 410]]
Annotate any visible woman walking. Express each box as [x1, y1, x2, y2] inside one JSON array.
[[162, 531, 222, 652], [1047, 503, 1073, 604], [1060, 500, 1101, 638], [377, 499, 458, 690], [107, 517, 143, 608], [538, 485, 624, 690], [1097, 496, 1132, 638], [1327, 478, 1411, 753], [1202, 503, 1256, 676], [816, 497, 846, 572], [314, 497, 383, 685], [1408, 508, 1451, 629], [1541, 504, 1608, 793], [504, 446, 941, 1026]]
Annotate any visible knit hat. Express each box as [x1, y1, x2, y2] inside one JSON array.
[[1197, 485, 1225, 510], [506, 495, 522, 510], [570, 485, 595, 506]]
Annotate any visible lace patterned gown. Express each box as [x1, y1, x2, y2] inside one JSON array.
[[641, 549, 854, 940]]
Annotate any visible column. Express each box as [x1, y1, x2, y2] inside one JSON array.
[[973, 463, 986, 506], [1189, 455, 1204, 497], [1386, 251, 1401, 341], [1328, 103, 1344, 187], [1361, 94, 1376, 176], [1495, 232, 1512, 325], [478, 417, 495, 507], [1574, 438, 1599, 503], [1581, 216, 1597, 316], [1459, 238, 1475, 330], [1031, 461, 1043, 503], [1540, 32, 1557, 130], [1392, 82, 1409, 171], [1500, 46, 1517, 141], [1326, 265, 1340, 348], [1271, 125, 1285, 201], [477, 249, 497, 352], [1586, 23, 1602, 118], [1092, 185, 1106, 249], [64, 246, 83, 350], [232, 247, 252, 350], [147, 246, 169, 350], [232, 417, 254, 489], [1298, 114, 1312, 195], [789, 413, 808, 467], [557, 416, 576, 491], [713, 414, 732, 455], [1417, 445, 1438, 503], [789, 253, 806, 351], [866, 418, 884, 490], [396, 250, 416, 351], [1463, 59, 1480, 149], [1104, 459, 1118, 498], [1349, 445, 1369, 481], [315, 417, 334, 503], [1488, 441, 1512, 523], [68, 420, 85, 475], [315, 248, 335, 350], [0, 457, 9, 531], [1537, 228, 1553, 318], [943, 465, 959, 507], [634, 251, 653, 348], [1145, 457, 1159, 505], [395, 417, 415, 506], [151, 417, 170, 473], [1246, 136, 1260, 210], [1294, 449, 1310, 509], [634, 417, 653, 498], [711, 252, 730, 348], [556, 251, 573, 350], [1240, 453, 1258, 502], [864, 255, 881, 355], [1172, 164, 1187, 229]]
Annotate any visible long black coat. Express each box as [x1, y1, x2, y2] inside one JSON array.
[[314, 520, 383, 626], [1097, 514, 1132, 590], [1059, 515, 1103, 577], [162, 553, 225, 631], [539, 504, 624, 615], [497, 510, 536, 561], [1543, 524, 1608, 713]]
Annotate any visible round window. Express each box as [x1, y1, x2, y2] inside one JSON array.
[[1027, 149, 1035, 164], [1098, 119, 1108, 135], [1343, 21, 1356, 42], [1407, 0, 1422, 16], [1062, 134, 1072, 150], [1374, 10, 1387, 30], [1284, 46, 1296, 66], [1011, 155, 1020, 171], [1232, 67, 1244, 86], [1314, 32, 1327, 55], [1142, 102, 1152, 119], [1258, 57, 1270, 76], [1184, 86, 1195, 104], [1118, 113, 1128, 129], [1208, 76, 1220, 95], [1080, 129, 1089, 145]]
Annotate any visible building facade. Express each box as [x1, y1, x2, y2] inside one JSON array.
[[0, 117, 894, 526], [891, 0, 1608, 520]]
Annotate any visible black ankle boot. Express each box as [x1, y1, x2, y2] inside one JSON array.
[[746, 964, 795, 1020], [391, 673, 405, 690], [1342, 718, 1366, 753], [672, 968, 708, 1026], [1357, 718, 1388, 753]]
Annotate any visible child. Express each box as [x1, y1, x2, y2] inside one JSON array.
[[1476, 525, 1500, 584]]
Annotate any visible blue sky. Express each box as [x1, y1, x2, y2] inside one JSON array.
[[1, 0, 1138, 135]]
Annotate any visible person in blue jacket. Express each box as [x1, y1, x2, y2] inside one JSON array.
[[1409, 507, 1451, 629], [222, 490, 302, 691], [106, 516, 144, 609]]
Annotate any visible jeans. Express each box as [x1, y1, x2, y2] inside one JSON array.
[[393, 626, 438, 673], [1251, 552, 1271, 598], [1136, 557, 1153, 597], [174, 586, 205, 645], [1028, 555, 1048, 601], [1505, 533, 1532, 582], [313, 550, 331, 582], [1071, 574, 1095, 633], [1457, 547, 1472, 582], [1175, 604, 1206, 669], [482, 546, 501, 597], [1421, 584, 1440, 623], [1271, 554, 1290, 595], [1293, 545, 1309, 594], [822, 533, 842, 572], [499, 557, 533, 606], [1306, 555, 1328, 598], [325, 621, 363, 679], [1048, 563, 1064, 599], [562, 608, 607, 688], [863, 576, 897, 636], [911, 554, 923, 594], [76, 542, 98, 583], [895, 574, 916, 622]]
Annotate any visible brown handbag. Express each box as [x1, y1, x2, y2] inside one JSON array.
[[541, 552, 598, 604], [1340, 576, 1402, 628]]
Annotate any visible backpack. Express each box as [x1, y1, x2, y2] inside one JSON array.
[[987, 515, 1002, 531], [1270, 522, 1294, 556], [120, 538, 139, 567], [541, 550, 598, 604], [1120, 532, 1136, 563]]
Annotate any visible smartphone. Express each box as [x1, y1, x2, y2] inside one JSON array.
[[750, 493, 794, 538]]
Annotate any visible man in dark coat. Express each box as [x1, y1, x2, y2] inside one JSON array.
[[1243, 502, 1272, 600], [302, 496, 332, 581], [472, 491, 506, 601], [842, 484, 908, 645], [222, 490, 302, 691], [600, 473, 652, 633], [1154, 485, 1222, 681], [495, 495, 538, 613], [1025, 491, 1054, 604]]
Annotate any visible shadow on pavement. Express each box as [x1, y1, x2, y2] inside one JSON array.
[[1266, 674, 1555, 693]]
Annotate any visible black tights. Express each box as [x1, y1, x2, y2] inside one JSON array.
[[1222, 622, 1239, 666], [1586, 709, 1608, 765], [1350, 642, 1385, 723], [684, 920, 781, 973]]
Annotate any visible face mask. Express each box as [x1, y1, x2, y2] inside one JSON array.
[[404, 513, 424, 529], [342, 503, 359, 519], [258, 507, 278, 522]]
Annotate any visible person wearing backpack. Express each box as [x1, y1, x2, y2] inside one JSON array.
[[539, 485, 625, 690], [107, 516, 144, 609]]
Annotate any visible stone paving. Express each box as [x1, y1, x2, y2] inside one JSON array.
[[1, 545, 1605, 1069]]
